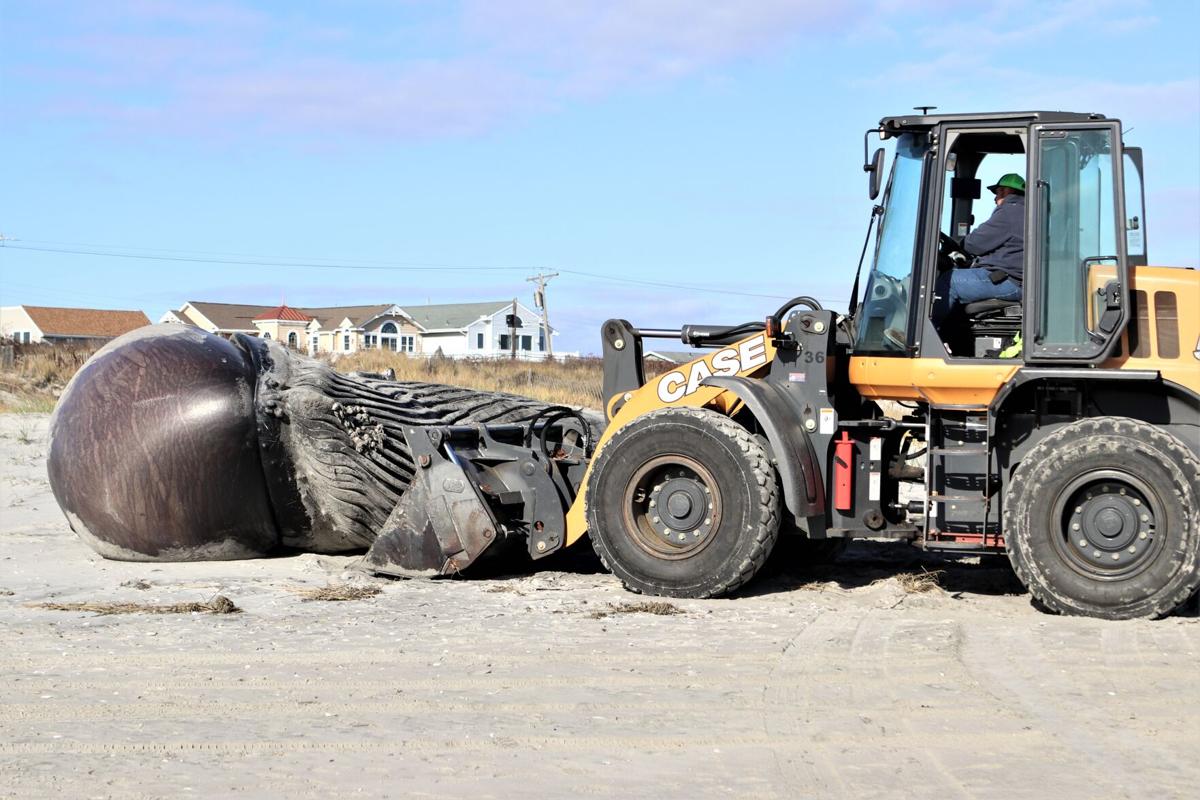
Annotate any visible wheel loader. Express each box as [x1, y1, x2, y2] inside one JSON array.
[[364, 109, 1199, 620], [48, 110, 1200, 620]]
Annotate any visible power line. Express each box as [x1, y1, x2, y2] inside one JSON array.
[[1, 241, 844, 304], [1, 244, 522, 272]]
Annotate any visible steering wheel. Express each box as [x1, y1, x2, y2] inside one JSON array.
[[937, 232, 972, 270]]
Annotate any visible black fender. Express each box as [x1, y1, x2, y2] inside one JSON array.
[[702, 376, 825, 518], [990, 369, 1200, 470]]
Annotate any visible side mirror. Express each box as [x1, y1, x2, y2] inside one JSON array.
[[866, 147, 885, 200]]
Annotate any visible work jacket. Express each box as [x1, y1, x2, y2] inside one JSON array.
[[965, 195, 1025, 281]]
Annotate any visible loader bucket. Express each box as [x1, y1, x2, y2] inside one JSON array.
[[361, 430, 502, 577]]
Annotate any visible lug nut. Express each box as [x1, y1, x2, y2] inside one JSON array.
[[1111, 553, 1120, 561], [1078, 538, 1087, 547], [1132, 498, 1141, 506], [1072, 523, 1080, 531], [1139, 531, 1148, 540], [1128, 546, 1137, 554], [1141, 514, 1149, 522]]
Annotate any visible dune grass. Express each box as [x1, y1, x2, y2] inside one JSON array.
[[333, 350, 612, 407], [0, 338, 679, 413]]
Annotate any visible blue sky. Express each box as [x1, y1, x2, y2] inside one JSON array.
[[2, 0, 1197, 354]]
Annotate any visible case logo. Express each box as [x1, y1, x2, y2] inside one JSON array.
[[656, 335, 769, 403]]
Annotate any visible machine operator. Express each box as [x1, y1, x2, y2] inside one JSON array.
[[934, 173, 1025, 318]]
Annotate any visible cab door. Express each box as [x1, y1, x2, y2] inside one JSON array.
[[1025, 122, 1129, 362]]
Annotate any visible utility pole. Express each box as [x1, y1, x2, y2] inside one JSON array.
[[508, 298, 518, 360], [526, 271, 558, 359]]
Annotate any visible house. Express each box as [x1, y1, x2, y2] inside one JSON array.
[[162, 299, 556, 359], [163, 301, 413, 355], [164, 301, 267, 337], [401, 300, 554, 359], [299, 304, 419, 356], [1, 305, 151, 345]]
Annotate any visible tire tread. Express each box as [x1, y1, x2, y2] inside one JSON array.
[[586, 407, 780, 598]]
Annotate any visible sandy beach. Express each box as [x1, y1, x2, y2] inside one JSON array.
[[1, 412, 1197, 799]]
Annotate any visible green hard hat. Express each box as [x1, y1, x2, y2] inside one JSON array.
[[988, 173, 1026, 193]]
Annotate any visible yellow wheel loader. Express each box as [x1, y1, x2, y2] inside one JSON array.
[[359, 110, 1200, 619]]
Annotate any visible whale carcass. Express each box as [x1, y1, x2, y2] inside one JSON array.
[[47, 324, 596, 574]]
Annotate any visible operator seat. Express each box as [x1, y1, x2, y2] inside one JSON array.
[[962, 298, 1021, 357], [962, 297, 1021, 319]]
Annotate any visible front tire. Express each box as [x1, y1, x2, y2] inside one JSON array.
[[586, 408, 780, 598], [1004, 416, 1200, 620]]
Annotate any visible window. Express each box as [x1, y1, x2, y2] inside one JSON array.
[[521, 335, 532, 351], [499, 334, 510, 350], [1034, 127, 1119, 354], [262, 332, 272, 340], [937, 132, 1025, 241], [287, 332, 298, 349], [855, 133, 928, 353], [310, 335, 319, 354], [538, 330, 545, 351], [1123, 150, 1147, 264], [343, 334, 351, 351], [400, 335, 415, 353], [378, 321, 398, 352], [476, 333, 484, 349]]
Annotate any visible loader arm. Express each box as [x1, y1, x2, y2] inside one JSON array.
[[565, 329, 780, 546]]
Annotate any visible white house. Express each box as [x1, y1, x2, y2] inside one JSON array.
[[401, 300, 556, 360]]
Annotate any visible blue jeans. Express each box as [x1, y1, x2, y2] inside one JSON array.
[[933, 267, 1021, 321]]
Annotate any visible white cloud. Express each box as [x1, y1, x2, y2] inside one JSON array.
[[13, 0, 948, 140]]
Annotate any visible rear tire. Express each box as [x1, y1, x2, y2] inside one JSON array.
[[586, 408, 780, 598], [1004, 417, 1200, 620]]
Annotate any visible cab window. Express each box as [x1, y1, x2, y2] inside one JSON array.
[[1031, 127, 1122, 357], [854, 133, 928, 353]]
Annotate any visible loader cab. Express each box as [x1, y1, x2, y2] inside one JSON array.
[[854, 111, 1140, 365]]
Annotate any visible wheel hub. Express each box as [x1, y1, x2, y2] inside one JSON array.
[[622, 454, 722, 559], [1063, 478, 1156, 570], [649, 472, 715, 546]]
